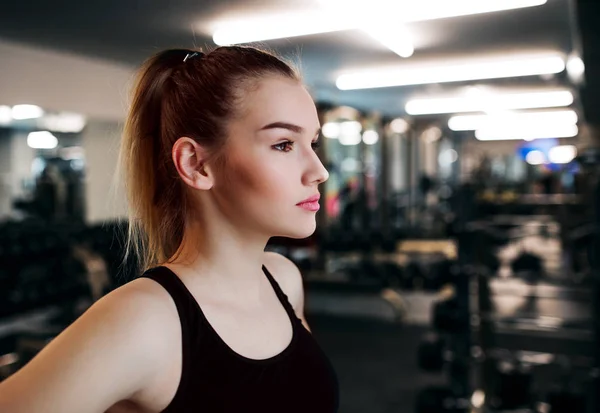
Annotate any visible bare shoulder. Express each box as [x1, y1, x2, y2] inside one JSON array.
[[0, 273, 180, 413], [263, 251, 305, 315]]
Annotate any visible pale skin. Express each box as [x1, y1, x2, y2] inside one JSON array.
[[0, 75, 329, 413]]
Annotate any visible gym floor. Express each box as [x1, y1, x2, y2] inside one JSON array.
[[309, 315, 442, 413]]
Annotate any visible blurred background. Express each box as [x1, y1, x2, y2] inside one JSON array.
[[1, 1, 599, 412]]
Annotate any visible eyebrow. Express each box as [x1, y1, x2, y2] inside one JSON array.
[[259, 122, 321, 136]]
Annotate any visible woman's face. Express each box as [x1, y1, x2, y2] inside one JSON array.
[[211, 75, 329, 239]]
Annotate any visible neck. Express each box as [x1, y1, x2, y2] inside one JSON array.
[[164, 216, 271, 301]]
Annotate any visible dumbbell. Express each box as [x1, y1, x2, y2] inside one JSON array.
[[432, 298, 469, 333], [415, 386, 469, 413], [545, 389, 587, 413], [488, 359, 532, 410], [511, 252, 543, 282], [418, 333, 447, 372]]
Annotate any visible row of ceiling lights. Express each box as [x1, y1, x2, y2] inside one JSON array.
[[210, 1, 583, 142], [0, 104, 86, 149]]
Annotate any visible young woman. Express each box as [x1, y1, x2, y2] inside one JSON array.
[[0, 46, 339, 412]]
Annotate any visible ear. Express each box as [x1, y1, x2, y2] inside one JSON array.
[[172, 137, 214, 190]]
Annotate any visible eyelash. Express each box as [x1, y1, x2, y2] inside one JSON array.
[[273, 139, 321, 152]]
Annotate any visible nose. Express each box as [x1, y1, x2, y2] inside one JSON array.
[[304, 150, 329, 185]]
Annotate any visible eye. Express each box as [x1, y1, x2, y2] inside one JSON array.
[[273, 140, 294, 152], [311, 139, 321, 151]]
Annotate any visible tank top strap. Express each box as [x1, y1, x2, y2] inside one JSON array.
[[137, 266, 195, 352], [262, 265, 299, 321]]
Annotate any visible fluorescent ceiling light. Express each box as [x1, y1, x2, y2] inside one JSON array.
[[27, 131, 58, 149], [362, 25, 414, 58], [475, 124, 578, 141], [214, 1, 546, 56], [449, 110, 578, 131], [548, 145, 577, 164], [213, 12, 353, 45], [12, 104, 44, 120], [0, 105, 11, 125], [337, 53, 565, 90], [320, 0, 547, 23], [219, 0, 547, 44], [407, 90, 574, 115], [526, 150, 546, 165], [38, 112, 87, 133]]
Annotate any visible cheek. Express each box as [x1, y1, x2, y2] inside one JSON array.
[[225, 155, 293, 201]]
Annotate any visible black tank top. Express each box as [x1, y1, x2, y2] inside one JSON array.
[[140, 265, 339, 413]]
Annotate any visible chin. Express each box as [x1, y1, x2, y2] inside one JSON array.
[[276, 220, 317, 239]]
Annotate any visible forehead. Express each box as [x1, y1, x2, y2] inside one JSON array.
[[235, 76, 319, 131]]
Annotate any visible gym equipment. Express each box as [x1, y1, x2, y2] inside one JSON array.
[[546, 389, 587, 413], [432, 298, 468, 333], [418, 334, 447, 372], [511, 251, 544, 282], [488, 359, 532, 410], [415, 386, 468, 413]]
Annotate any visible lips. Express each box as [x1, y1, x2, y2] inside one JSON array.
[[297, 194, 320, 205]]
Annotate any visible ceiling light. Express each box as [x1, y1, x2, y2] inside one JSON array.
[[320, 0, 547, 23], [390, 118, 409, 134], [212, 12, 353, 45], [337, 53, 565, 90], [475, 124, 578, 141], [439, 149, 458, 166], [526, 150, 545, 165], [548, 145, 577, 164], [566, 54, 585, 84], [38, 112, 87, 133], [449, 109, 578, 131], [0, 105, 11, 125], [214, 1, 545, 50], [339, 121, 362, 145], [407, 90, 574, 115], [362, 130, 379, 145], [362, 25, 414, 58], [322, 122, 341, 138], [12, 104, 44, 120], [27, 131, 58, 149]]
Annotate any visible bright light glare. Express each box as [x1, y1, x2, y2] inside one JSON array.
[[0, 106, 11, 125], [362, 25, 414, 57], [38, 112, 86, 133], [12, 104, 44, 120], [339, 121, 362, 145], [407, 90, 574, 115], [526, 150, 545, 165], [214, 1, 546, 51], [438, 149, 458, 165], [567, 55, 585, 82], [471, 390, 485, 409], [27, 131, 58, 149], [213, 12, 354, 45], [475, 124, 578, 141], [321, 0, 547, 24], [397, 0, 547, 22], [337, 53, 565, 90], [548, 145, 577, 164], [322, 122, 341, 138], [448, 110, 578, 131], [390, 118, 409, 134], [362, 130, 380, 145]]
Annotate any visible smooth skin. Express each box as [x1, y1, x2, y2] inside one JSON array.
[[0, 75, 328, 413]]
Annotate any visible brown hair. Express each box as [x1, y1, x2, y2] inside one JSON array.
[[118, 46, 300, 272]]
